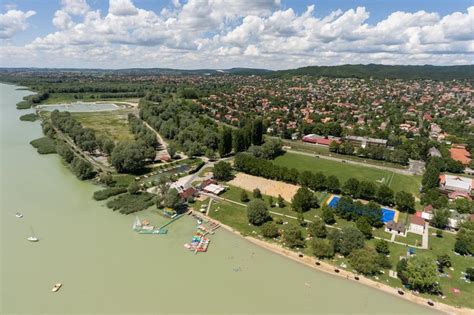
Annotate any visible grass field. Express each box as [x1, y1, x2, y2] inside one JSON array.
[[273, 152, 422, 196], [72, 110, 135, 142]]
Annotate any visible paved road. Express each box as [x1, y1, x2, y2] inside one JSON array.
[[285, 149, 414, 176]]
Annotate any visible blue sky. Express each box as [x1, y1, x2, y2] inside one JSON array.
[[1, 0, 473, 68]]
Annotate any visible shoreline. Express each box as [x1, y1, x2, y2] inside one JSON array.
[[199, 211, 472, 315]]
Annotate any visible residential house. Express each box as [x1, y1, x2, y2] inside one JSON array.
[[409, 215, 425, 235]]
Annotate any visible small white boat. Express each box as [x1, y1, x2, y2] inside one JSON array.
[[52, 283, 62, 292], [27, 226, 39, 242], [15, 212, 23, 218]]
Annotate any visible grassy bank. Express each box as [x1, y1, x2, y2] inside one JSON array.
[[273, 152, 421, 196]]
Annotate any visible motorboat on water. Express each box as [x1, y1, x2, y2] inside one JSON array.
[[27, 226, 39, 242], [52, 283, 62, 292], [15, 212, 23, 218]]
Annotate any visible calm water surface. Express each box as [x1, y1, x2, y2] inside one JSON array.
[[1, 83, 437, 314]]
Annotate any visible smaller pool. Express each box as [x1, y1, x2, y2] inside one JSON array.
[[37, 102, 119, 112]]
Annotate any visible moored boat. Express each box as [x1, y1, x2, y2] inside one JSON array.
[[52, 283, 62, 292], [15, 212, 23, 218]]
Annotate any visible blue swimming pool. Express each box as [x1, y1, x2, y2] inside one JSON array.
[[327, 195, 397, 223]]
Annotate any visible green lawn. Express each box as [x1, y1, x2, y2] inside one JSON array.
[[273, 152, 422, 196], [395, 233, 423, 246], [72, 110, 135, 142]]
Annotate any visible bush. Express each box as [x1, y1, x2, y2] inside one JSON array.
[[19, 113, 38, 122], [30, 137, 56, 154], [106, 192, 155, 214], [93, 187, 127, 201], [127, 181, 140, 194], [240, 190, 249, 202], [374, 239, 390, 255], [261, 222, 280, 238], [283, 224, 305, 248]]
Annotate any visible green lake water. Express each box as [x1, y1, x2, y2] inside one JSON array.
[[0, 83, 437, 314]]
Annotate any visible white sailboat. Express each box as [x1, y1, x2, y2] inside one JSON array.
[[132, 216, 142, 231], [15, 211, 23, 218], [27, 226, 39, 242]]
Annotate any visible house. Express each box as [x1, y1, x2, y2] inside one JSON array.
[[180, 187, 197, 200], [428, 147, 442, 158], [385, 221, 406, 236], [202, 183, 225, 195], [421, 204, 434, 221], [439, 174, 473, 195], [449, 146, 471, 165], [409, 215, 425, 235]]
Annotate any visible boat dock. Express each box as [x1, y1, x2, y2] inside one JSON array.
[[184, 211, 220, 254]]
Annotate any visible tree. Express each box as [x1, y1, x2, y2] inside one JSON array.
[[213, 161, 232, 180], [253, 188, 262, 199], [431, 209, 449, 229], [349, 247, 381, 275], [261, 221, 279, 238], [127, 181, 140, 195], [405, 255, 440, 293], [308, 218, 326, 238], [454, 221, 474, 255], [311, 238, 334, 259], [232, 129, 246, 153], [343, 178, 360, 197], [436, 254, 452, 272], [359, 181, 377, 200], [251, 117, 263, 145], [277, 195, 285, 208], [338, 226, 365, 256], [375, 239, 390, 255], [283, 224, 305, 248], [240, 189, 249, 202], [466, 267, 474, 281], [376, 185, 394, 205], [397, 258, 408, 284], [422, 167, 440, 190], [395, 191, 415, 213], [164, 188, 182, 210], [167, 143, 177, 158], [356, 217, 373, 239], [322, 205, 336, 224], [326, 175, 340, 193], [268, 196, 274, 207], [71, 157, 96, 180], [292, 187, 313, 212], [247, 199, 270, 226], [56, 141, 74, 163], [111, 142, 149, 173], [218, 127, 233, 157]]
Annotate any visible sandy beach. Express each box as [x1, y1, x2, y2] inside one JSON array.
[[198, 211, 472, 315]]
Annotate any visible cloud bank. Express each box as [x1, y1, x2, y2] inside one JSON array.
[[1, 0, 473, 69]]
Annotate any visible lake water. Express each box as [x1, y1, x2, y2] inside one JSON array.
[[37, 102, 119, 112], [0, 83, 437, 314]]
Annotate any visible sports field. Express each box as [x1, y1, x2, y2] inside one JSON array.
[[273, 152, 422, 196]]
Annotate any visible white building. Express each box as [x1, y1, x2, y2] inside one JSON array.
[[440, 175, 473, 194], [408, 216, 425, 235]]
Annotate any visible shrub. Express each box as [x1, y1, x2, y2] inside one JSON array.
[[30, 137, 56, 154], [93, 187, 127, 201]]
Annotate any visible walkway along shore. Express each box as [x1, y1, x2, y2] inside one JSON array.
[[194, 210, 472, 315]]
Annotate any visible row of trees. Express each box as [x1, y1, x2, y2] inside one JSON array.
[[55, 140, 96, 180], [234, 153, 415, 210], [329, 141, 410, 165], [128, 114, 159, 148]]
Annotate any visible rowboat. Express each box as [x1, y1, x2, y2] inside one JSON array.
[[52, 283, 62, 292]]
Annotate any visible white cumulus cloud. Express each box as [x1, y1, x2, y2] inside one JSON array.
[[0, 9, 36, 39]]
